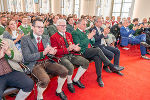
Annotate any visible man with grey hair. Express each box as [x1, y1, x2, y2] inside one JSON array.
[[72, 19, 124, 87], [90, 17, 124, 76], [51, 19, 89, 93]]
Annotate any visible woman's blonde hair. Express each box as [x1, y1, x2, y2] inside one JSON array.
[[5, 19, 19, 35]]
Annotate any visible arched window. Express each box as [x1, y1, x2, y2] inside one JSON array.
[[112, 0, 134, 18]]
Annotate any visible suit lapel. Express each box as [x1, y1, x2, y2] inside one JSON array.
[[29, 31, 38, 50], [31, 37, 38, 50], [42, 35, 48, 49], [94, 26, 99, 35]]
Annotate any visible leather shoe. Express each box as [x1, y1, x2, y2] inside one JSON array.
[[73, 80, 85, 88], [67, 83, 75, 93], [114, 71, 124, 76], [103, 66, 112, 73], [56, 91, 67, 100], [97, 77, 104, 87], [110, 66, 124, 72]]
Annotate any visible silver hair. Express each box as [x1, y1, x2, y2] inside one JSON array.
[[93, 16, 102, 24], [122, 18, 127, 24], [56, 19, 66, 26]]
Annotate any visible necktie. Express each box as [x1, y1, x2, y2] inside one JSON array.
[[37, 37, 41, 44]]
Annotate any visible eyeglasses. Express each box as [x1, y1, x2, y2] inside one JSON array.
[[58, 25, 66, 27], [34, 26, 44, 29]]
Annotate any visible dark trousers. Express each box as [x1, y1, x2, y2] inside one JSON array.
[[32, 61, 68, 88], [82, 48, 111, 78], [0, 70, 34, 99], [99, 45, 120, 66], [60, 55, 89, 75]]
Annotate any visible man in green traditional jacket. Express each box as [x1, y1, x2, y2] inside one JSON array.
[[47, 15, 59, 37], [0, 16, 7, 35], [18, 16, 31, 35], [72, 19, 124, 87], [128, 18, 143, 36]]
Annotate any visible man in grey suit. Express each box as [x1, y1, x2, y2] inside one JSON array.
[[21, 18, 68, 100]]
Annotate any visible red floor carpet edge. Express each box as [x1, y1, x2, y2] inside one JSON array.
[[7, 45, 150, 100]]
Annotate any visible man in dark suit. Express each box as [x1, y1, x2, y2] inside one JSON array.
[[72, 19, 124, 87], [21, 18, 68, 100], [51, 19, 89, 93], [90, 17, 124, 76]]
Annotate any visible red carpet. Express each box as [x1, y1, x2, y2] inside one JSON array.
[[7, 45, 150, 100]]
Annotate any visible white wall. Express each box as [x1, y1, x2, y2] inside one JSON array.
[[80, 0, 96, 16], [132, 0, 150, 21], [51, 0, 61, 14]]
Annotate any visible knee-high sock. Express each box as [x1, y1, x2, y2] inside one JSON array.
[[56, 77, 66, 93], [67, 75, 73, 84], [73, 66, 86, 82], [15, 89, 31, 100], [37, 86, 46, 100]]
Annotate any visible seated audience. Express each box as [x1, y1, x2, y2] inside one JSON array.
[[66, 16, 74, 33], [0, 36, 34, 100], [3, 19, 24, 52], [51, 19, 89, 93], [110, 22, 123, 46], [21, 18, 68, 100], [120, 19, 150, 59], [128, 18, 143, 36], [47, 15, 59, 37], [90, 17, 123, 76], [72, 19, 124, 87], [18, 16, 31, 35]]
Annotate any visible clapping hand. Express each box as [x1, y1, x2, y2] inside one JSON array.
[[48, 47, 57, 55], [88, 29, 96, 39], [0, 40, 11, 57], [73, 44, 81, 52], [103, 28, 110, 36], [67, 44, 74, 51]]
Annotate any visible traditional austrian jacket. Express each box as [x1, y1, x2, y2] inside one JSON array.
[[50, 32, 80, 58], [19, 25, 31, 35], [0, 26, 5, 35]]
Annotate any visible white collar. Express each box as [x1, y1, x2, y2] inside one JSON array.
[[59, 31, 66, 38], [12, 30, 18, 39], [0, 25, 5, 28], [33, 33, 42, 43], [22, 24, 28, 28], [54, 24, 56, 26], [78, 28, 84, 32]]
